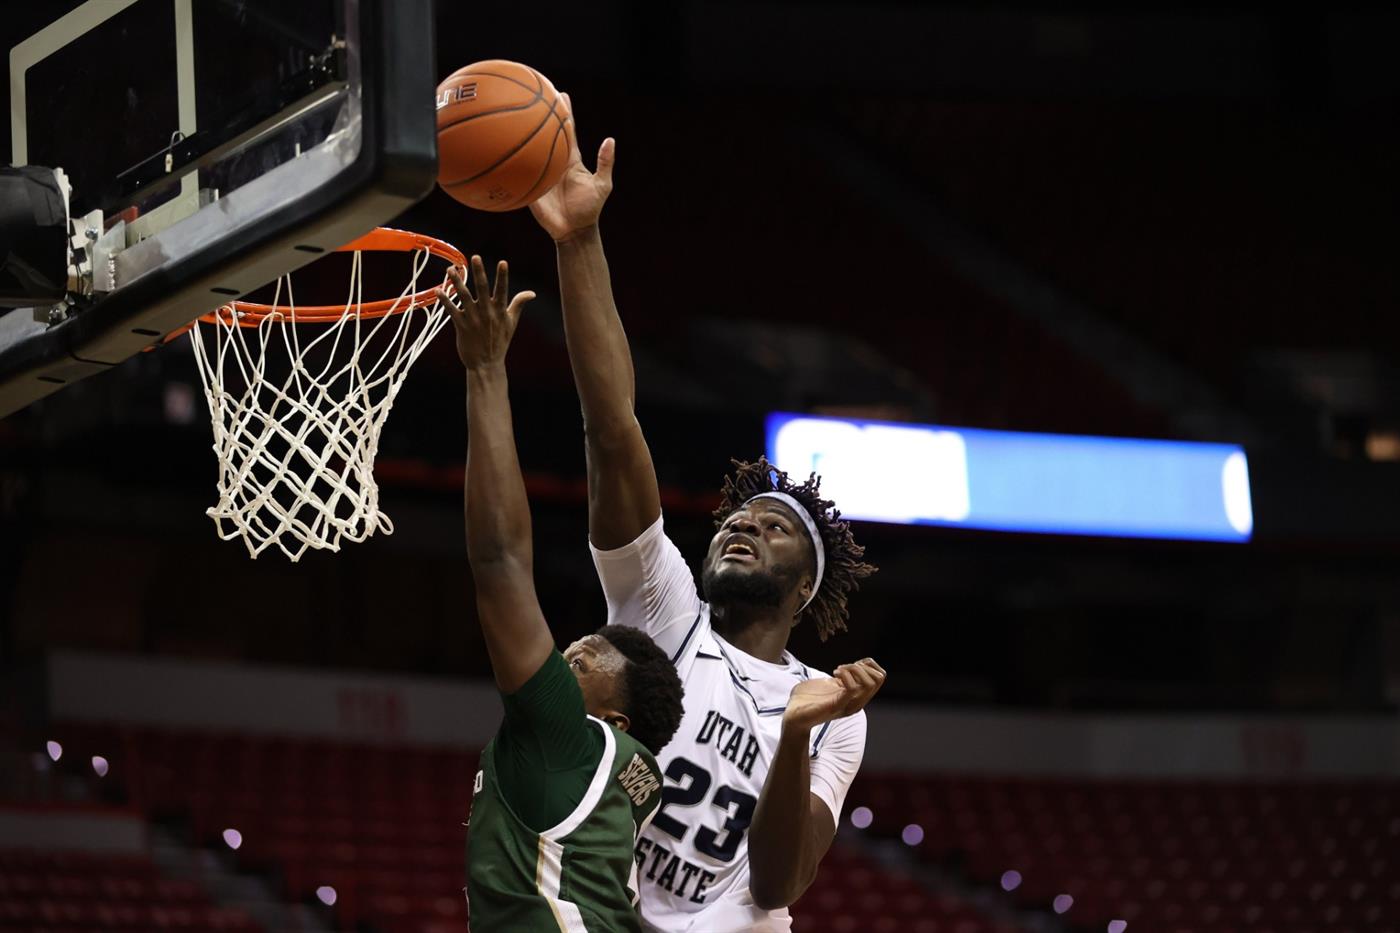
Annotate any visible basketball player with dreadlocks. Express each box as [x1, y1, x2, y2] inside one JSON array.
[[441, 256, 685, 931], [528, 96, 886, 932]]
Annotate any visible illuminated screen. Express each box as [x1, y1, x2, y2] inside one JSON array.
[[766, 413, 1253, 542]]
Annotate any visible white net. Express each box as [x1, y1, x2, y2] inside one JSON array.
[[188, 236, 455, 560]]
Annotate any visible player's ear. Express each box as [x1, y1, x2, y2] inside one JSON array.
[[604, 710, 631, 734], [793, 578, 813, 622]]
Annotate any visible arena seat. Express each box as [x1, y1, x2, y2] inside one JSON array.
[[49, 722, 1026, 931], [57, 721, 1400, 930], [0, 849, 260, 932], [846, 772, 1400, 931]]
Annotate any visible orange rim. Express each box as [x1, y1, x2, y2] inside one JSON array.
[[202, 227, 465, 329]]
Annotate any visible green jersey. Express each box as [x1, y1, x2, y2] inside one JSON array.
[[466, 651, 663, 931]]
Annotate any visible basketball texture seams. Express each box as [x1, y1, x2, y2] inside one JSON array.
[[435, 60, 570, 212], [440, 98, 564, 188], [510, 110, 570, 207]]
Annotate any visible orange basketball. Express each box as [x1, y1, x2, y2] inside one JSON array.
[[435, 60, 570, 212]]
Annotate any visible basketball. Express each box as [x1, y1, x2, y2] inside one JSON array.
[[435, 60, 571, 212]]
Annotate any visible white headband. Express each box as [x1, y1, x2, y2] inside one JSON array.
[[745, 492, 825, 611]]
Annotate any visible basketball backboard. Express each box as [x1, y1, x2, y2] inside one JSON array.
[[0, 0, 437, 417]]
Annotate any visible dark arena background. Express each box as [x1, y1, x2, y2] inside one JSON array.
[[3, 3, 1400, 933]]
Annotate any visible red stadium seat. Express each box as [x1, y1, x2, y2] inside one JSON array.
[[0, 847, 253, 932], [861, 773, 1400, 929], [46, 721, 1399, 933]]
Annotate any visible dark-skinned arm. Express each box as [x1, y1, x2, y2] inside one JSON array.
[[530, 96, 661, 550], [444, 256, 553, 695], [749, 658, 887, 909], [748, 724, 835, 910]]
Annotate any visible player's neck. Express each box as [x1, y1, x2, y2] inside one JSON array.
[[710, 603, 791, 664]]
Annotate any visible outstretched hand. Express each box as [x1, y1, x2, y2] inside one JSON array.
[[782, 659, 887, 732], [529, 93, 615, 242], [437, 256, 536, 370]]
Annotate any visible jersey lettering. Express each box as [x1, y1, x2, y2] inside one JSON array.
[[617, 752, 661, 806], [651, 756, 710, 839], [694, 784, 757, 862], [635, 836, 718, 903], [650, 757, 758, 863], [695, 710, 762, 779]]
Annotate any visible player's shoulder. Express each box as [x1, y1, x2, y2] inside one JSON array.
[[610, 726, 659, 773], [611, 732, 663, 809]]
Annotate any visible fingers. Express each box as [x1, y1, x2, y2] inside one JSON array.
[[848, 661, 881, 693], [596, 137, 616, 188], [560, 92, 582, 168], [470, 255, 491, 302], [558, 91, 615, 187], [833, 666, 859, 694], [853, 657, 885, 681], [492, 259, 508, 301], [446, 257, 532, 317], [832, 658, 886, 717], [443, 265, 474, 306], [849, 658, 885, 690], [506, 290, 536, 318]]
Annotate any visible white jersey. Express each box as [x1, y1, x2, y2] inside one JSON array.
[[591, 515, 867, 933]]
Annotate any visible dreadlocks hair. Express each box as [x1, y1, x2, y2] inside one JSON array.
[[595, 624, 685, 755], [714, 456, 877, 641]]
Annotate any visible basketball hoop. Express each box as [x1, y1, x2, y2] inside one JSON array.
[[186, 227, 464, 560]]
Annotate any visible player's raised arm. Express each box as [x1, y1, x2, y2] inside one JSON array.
[[749, 658, 887, 910], [441, 257, 552, 694], [530, 95, 661, 550]]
